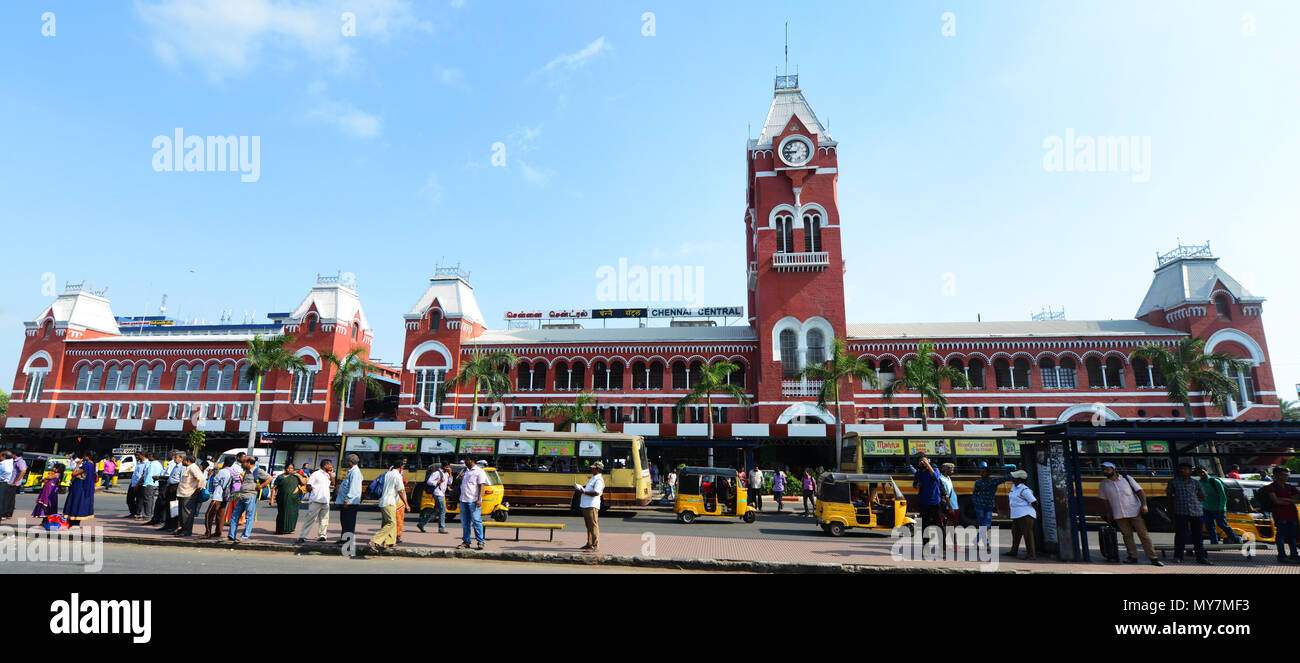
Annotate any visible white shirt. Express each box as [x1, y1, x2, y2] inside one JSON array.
[[579, 473, 605, 510], [749, 469, 763, 489], [1008, 483, 1037, 519], [306, 469, 332, 504], [211, 467, 232, 501], [0, 459, 13, 484], [379, 469, 405, 508]]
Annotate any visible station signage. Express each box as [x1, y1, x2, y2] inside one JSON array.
[[649, 306, 743, 318], [505, 306, 743, 321]]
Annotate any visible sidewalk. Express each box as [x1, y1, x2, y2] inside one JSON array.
[[21, 508, 1299, 574]]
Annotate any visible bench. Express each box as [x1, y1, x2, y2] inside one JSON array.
[[482, 521, 565, 542]]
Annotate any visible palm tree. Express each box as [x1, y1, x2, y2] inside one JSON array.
[[1132, 337, 1250, 420], [242, 334, 305, 454], [321, 347, 386, 437], [542, 392, 604, 432], [1281, 399, 1300, 421], [882, 341, 968, 431], [438, 350, 517, 430], [675, 361, 750, 466], [796, 337, 879, 464]]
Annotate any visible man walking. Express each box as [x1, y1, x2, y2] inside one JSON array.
[[1006, 470, 1038, 560], [1260, 466, 1300, 563], [771, 467, 786, 513], [157, 451, 185, 532], [138, 452, 162, 522], [748, 465, 764, 511], [175, 455, 205, 537], [971, 462, 1005, 553], [11, 451, 27, 498], [100, 454, 117, 491], [336, 454, 363, 543], [457, 456, 488, 551], [802, 469, 816, 515], [912, 454, 943, 536], [298, 460, 334, 543], [0, 451, 14, 524], [126, 455, 148, 517], [369, 462, 406, 551], [227, 456, 271, 542], [1098, 462, 1163, 566], [665, 467, 677, 502], [417, 461, 450, 534], [1165, 462, 1210, 565], [578, 461, 605, 553], [1197, 466, 1241, 545]]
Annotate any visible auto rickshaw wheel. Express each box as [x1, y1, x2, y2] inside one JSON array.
[[679, 511, 696, 524], [742, 511, 756, 524], [492, 509, 508, 522], [905, 522, 915, 537], [827, 521, 845, 536]]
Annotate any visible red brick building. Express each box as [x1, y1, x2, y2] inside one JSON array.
[[4, 74, 1279, 469]]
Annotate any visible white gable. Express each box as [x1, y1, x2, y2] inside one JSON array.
[[406, 276, 485, 327]]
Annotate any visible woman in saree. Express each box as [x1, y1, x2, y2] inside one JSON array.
[[394, 458, 409, 543], [271, 463, 305, 535], [32, 463, 65, 519], [63, 452, 96, 527]]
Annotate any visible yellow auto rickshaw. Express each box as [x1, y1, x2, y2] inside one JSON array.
[[417, 463, 509, 522], [673, 467, 756, 524], [23, 454, 74, 492], [1211, 479, 1279, 543], [815, 473, 915, 536]]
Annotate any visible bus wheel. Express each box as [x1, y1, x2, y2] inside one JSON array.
[[742, 511, 757, 524], [492, 510, 508, 522], [827, 521, 845, 537], [680, 511, 696, 524]]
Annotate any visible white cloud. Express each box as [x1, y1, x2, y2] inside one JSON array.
[[517, 160, 553, 187], [509, 125, 542, 152], [542, 36, 609, 72], [306, 99, 381, 137], [434, 65, 463, 85], [135, 0, 431, 79]]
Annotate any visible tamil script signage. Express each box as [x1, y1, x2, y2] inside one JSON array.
[[505, 306, 743, 321], [861, 439, 905, 455]]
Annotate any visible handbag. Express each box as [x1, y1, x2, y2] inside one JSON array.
[[197, 488, 212, 502]]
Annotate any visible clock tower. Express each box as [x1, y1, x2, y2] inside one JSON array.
[[745, 74, 850, 425]]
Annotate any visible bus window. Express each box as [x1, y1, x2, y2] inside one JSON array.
[[603, 442, 633, 470]]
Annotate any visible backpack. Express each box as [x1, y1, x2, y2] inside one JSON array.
[[366, 472, 386, 500]]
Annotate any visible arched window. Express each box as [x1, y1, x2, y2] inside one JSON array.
[[803, 212, 822, 252], [173, 365, 189, 390], [1134, 357, 1153, 388], [87, 365, 104, 390], [805, 329, 826, 366], [187, 364, 205, 391], [430, 311, 441, 331], [554, 361, 571, 391], [414, 367, 445, 413], [688, 360, 704, 389], [532, 362, 548, 392], [1058, 357, 1078, 389], [104, 366, 122, 391], [607, 361, 624, 391], [205, 365, 222, 391], [947, 358, 965, 389], [517, 363, 532, 391], [1086, 357, 1105, 388], [1104, 357, 1125, 389], [779, 329, 798, 378], [218, 365, 235, 390], [994, 358, 1013, 389], [775, 214, 794, 253], [966, 358, 986, 389], [307, 315, 317, 333], [1215, 294, 1232, 319], [352, 323, 360, 340], [22, 359, 48, 402], [43, 322, 52, 340], [631, 361, 647, 390], [133, 365, 150, 390], [570, 361, 586, 391], [1039, 357, 1058, 389], [1012, 358, 1032, 390], [877, 359, 897, 390], [648, 361, 664, 389], [727, 362, 746, 388], [236, 364, 253, 391], [671, 360, 688, 390]]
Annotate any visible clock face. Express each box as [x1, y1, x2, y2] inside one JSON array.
[[781, 137, 811, 166]]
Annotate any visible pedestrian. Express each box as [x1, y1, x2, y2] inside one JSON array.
[[649, 462, 659, 491], [126, 455, 148, 518], [271, 462, 305, 535], [665, 468, 677, 502], [417, 461, 451, 534], [393, 458, 409, 544], [222, 452, 247, 525], [1259, 466, 1300, 563], [457, 456, 488, 551], [578, 460, 605, 553], [0, 451, 14, 523], [971, 462, 1006, 552], [1006, 470, 1037, 560], [368, 462, 407, 551], [100, 455, 117, 491], [1226, 464, 1242, 480], [912, 454, 944, 535], [771, 467, 787, 513], [298, 460, 334, 543], [11, 450, 27, 498], [938, 462, 959, 551], [1097, 462, 1163, 566], [204, 458, 236, 538], [1165, 462, 1210, 565], [144, 452, 170, 526], [138, 452, 162, 522], [748, 465, 764, 511], [157, 451, 185, 533], [175, 455, 206, 537], [32, 463, 64, 520], [1197, 466, 1240, 545], [63, 451, 97, 528], [227, 456, 271, 542], [795, 467, 816, 514], [336, 454, 363, 543]]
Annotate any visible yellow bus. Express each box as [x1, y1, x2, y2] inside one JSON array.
[[339, 429, 652, 511]]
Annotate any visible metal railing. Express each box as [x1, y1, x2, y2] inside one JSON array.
[[782, 379, 823, 396], [773, 251, 829, 271]]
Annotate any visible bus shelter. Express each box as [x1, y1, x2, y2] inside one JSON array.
[[1015, 420, 1300, 562]]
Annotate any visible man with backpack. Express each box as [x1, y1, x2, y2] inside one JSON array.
[[1098, 462, 1163, 566], [368, 462, 407, 551], [418, 461, 451, 534]]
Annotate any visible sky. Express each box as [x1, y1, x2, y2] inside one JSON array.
[[1, 0, 1298, 401]]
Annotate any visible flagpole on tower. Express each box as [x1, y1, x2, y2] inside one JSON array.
[[784, 22, 789, 77]]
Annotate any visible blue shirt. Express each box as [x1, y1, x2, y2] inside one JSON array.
[[972, 477, 1006, 511], [130, 462, 148, 487], [336, 465, 363, 505], [167, 461, 184, 485], [913, 466, 942, 506], [142, 460, 164, 488]]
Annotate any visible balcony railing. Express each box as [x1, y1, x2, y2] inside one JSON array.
[[782, 379, 823, 396], [773, 252, 829, 272]]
